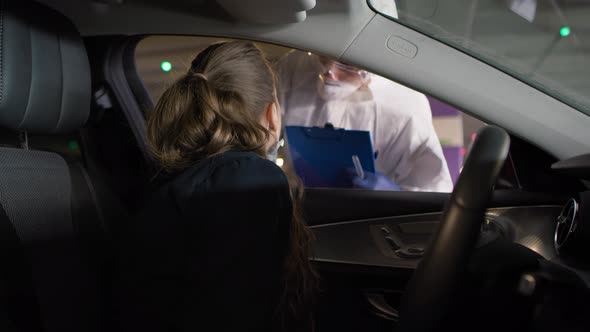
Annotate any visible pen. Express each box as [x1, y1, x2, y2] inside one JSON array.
[[352, 155, 365, 180]]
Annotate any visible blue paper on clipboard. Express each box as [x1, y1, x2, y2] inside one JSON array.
[[285, 125, 376, 188]]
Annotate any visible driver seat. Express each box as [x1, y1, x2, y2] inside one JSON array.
[[0, 1, 111, 331]]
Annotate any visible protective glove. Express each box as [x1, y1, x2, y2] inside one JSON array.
[[348, 169, 401, 191]]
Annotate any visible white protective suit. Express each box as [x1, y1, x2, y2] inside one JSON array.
[[276, 51, 453, 192]]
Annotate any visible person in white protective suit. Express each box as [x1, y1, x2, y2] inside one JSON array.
[[276, 50, 453, 192]]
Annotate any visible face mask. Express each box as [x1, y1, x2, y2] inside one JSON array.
[[317, 78, 360, 101], [266, 137, 281, 163]]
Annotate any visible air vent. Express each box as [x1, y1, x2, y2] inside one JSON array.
[[554, 198, 579, 253]]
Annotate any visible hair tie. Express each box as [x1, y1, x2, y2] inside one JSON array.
[[192, 72, 208, 81]]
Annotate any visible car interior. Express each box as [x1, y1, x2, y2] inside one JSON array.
[[1, 0, 590, 331]]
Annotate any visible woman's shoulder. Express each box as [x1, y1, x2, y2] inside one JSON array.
[[206, 151, 289, 189], [169, 151, 289, 199]]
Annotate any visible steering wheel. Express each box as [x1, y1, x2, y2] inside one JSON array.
[[399, 125, 510, 331]]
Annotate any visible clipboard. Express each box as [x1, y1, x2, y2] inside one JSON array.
[[285, 125, 376, 188]]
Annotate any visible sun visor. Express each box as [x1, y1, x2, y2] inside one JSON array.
[[216, 0, 316, 24]]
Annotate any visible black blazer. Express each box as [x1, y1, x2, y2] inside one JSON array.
[[114, 151, 292, 332]]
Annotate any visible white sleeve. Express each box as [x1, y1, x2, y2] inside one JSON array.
[[379, 94, 453, 192]]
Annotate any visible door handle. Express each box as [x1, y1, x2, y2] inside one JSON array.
[[365, 293, 400, 322]]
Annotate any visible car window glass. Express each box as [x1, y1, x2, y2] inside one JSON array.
[[370, 0, 590, 115]]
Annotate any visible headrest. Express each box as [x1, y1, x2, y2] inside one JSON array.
[[0, 0, 90, 134]]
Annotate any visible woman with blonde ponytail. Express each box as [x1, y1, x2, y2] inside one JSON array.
[[114, 41, 317, 332]]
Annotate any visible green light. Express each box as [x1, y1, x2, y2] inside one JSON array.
[[68, 140, 79, 151], [560, 26, 571, 37], [160, 61, 172, 72]]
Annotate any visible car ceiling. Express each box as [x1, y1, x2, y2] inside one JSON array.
[[38, 0, 371, 58], [38, 0, 590, 162]]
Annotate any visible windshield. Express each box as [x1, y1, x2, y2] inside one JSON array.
[[369, 0, 590, 114]]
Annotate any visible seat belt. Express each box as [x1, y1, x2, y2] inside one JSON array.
[[67, 155, 130, 332], [0, 199, 44, 332], [67, 161, 110, 332]]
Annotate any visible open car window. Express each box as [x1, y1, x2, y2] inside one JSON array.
[[134, 36, 486, 193]]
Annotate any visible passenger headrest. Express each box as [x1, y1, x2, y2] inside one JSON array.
[[0, 0, 90, 134]]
